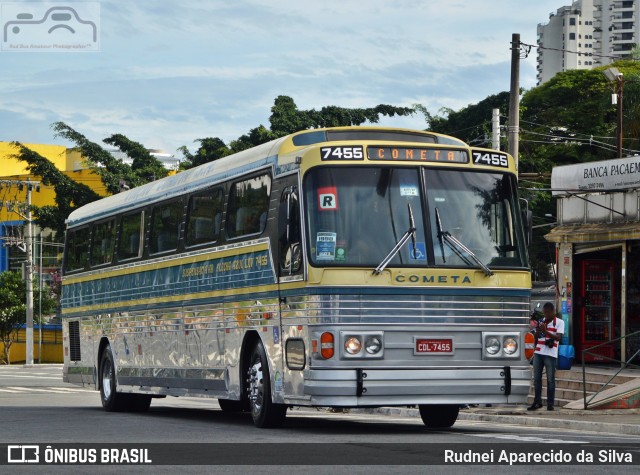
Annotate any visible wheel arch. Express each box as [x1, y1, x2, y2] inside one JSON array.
[[239, 330, 273, 400]]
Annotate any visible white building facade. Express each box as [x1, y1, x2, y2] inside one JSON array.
[[537, 0, 639, 84]]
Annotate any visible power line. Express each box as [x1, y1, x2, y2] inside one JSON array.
[[520, 41, 628, 62]]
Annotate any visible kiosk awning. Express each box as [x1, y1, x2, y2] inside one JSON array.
[[545, 222, 640, 243]]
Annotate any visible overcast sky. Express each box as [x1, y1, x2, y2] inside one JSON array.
[[0, 0, 564, 156]]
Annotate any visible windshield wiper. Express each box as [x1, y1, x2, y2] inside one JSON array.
[[373, 203, 417, 275], [434, 207, 494, 277]]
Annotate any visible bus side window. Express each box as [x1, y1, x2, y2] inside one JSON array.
[[150, 200, 183, 254], [117, 211, 143, 261], [279, 186, 301, 274], [90, 219, 116, 267], [185, 187, 224, 247], [64, 227, 90, 273], [226, 174, 271, 239]]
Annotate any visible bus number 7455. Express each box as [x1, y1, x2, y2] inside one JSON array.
[[472, 151, 509, 168]]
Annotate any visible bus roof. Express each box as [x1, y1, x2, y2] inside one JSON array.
[[65, 127, 470, 228]]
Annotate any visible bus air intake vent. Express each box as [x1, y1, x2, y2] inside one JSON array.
[[68, 321, 81, 361]]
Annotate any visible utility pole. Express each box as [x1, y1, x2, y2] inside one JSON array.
[[492, 108, 500, 151], [0, 179, 39, 366], [25, 179, 34, 366], [508, 33, 520, 169]]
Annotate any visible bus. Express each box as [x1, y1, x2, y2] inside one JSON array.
[[61, 126, 532, 428]]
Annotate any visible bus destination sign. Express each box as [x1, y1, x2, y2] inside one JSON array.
[[367, 147, 468, 163]]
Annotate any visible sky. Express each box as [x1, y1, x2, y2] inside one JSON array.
[[0, 0, 565, 157]]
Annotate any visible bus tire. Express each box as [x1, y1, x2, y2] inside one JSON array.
[[247, 341, 287, 428], [218, 398, 247, 413], [99, 345, 128, 412], [418, 404, 459, 428]]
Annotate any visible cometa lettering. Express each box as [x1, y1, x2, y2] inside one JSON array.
[[395, 274, 472, 284]]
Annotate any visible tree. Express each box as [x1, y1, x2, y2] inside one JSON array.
[[424, 91, 511, 147], [13, 124, 170, 233], [52, 122, 168, 194], [179, 95, 415, 169], [11, 142, 101, 235], [0, 271, 57, 364], [0, 272, 25, 364]]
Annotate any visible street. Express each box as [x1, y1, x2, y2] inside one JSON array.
[[1, 365, 639, 474]]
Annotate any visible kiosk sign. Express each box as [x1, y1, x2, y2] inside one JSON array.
[[551, 156, 640, 195]]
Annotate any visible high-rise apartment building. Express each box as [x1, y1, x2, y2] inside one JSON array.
[[537, 0, 638, 84]]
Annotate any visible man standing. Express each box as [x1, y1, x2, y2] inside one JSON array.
[[528, 302, 565, 411]]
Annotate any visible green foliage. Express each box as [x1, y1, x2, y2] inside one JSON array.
[[52, 122, 167, 194], [0, 271, 57, 364], [10, 142, 101, 235], [426, 91, 511, 147], [103, 134, 169, 184], [179, 95, 415, 169]]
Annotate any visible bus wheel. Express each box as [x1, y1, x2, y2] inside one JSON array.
[[246, 341, 287, 428], [100, 345, 128, 412], [418, 404, 459, 428], [218, 398, 247, 413]]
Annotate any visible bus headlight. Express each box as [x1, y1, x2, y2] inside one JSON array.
[[344, 336, 362, 355], [485, 337, 501, 355], [340, 331, 384, 359], [503, 337, 518, 355], [482, 332, 522, 359], [365, 336, 382, 354]]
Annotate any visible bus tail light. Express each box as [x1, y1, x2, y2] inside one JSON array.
[[320, 332, 335, 359], [524, 332, 536, 360]]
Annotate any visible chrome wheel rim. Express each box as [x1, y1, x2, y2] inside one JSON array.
[[102, 360, 113, 400], [247, 359, 264, 415]]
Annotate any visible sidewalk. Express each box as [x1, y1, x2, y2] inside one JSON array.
[[361, 405, 640, 435]]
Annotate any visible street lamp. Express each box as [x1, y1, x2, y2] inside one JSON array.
[[603, 67, 624, 158]]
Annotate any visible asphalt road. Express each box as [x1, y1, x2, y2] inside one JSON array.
[[1, 365, 639, 474]]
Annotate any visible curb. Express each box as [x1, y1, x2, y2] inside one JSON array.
[[353, 407, 640, 435], [456, 412, 640, 436]]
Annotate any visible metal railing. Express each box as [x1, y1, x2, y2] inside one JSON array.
[[582, 330, 640, 409]]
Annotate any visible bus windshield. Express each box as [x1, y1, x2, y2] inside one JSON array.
[[304, 167, 527, 269]]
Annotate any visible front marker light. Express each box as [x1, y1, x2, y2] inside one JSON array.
[[503, 337, 518, 355], [485, 337, 501, 355], [365, 336, 382, 354], [344, 336, 362, 355]]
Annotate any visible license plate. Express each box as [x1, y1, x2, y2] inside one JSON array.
[[415, 338, 453, 354]]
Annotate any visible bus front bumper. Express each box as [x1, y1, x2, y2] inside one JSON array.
[[302, 366, 531, 406]]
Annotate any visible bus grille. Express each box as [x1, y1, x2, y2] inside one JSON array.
[[68, 321, 81, 361]]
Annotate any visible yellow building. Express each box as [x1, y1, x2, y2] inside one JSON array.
[[0, 141, 109, 273]]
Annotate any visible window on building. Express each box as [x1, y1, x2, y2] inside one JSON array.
[[570, 18, 576, 26], [570, 33, 576, 40]]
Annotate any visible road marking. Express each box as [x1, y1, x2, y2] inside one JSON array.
[[0, 374, 62, 381], [4, 386, 88, 394], [467, 433, 585, 444]]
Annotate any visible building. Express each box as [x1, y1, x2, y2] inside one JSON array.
[[545, 155, 640, 363], [0, 141, 108, 275], [537, 0, 640, 84]]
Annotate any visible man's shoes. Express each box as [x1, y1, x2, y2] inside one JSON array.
[[527, 403, 543, 411], [547, 406, 554, 411]]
